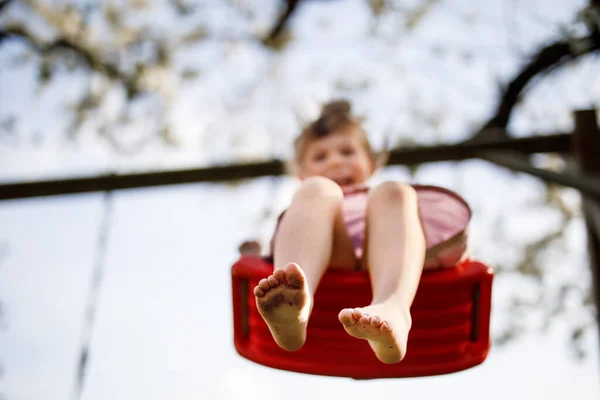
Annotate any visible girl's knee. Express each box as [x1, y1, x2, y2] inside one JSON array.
[[294, 176, 344, 201], [368, 181, 416, 206]]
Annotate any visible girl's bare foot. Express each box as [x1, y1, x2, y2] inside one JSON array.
[[338, 302, 411, 364], [254, 263, 312, 351]]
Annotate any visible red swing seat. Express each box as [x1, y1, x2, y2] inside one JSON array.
[[231, 256, 494, 379]]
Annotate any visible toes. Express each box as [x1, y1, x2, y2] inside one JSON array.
[[284, 263, 305, 288], [338, 309, 357, 326], [267, 275, 280, 287], [380, 321, 392, 332], [273, 268, 286, 280], [348, 308, 374, 325], [254, 266, 299, 299], [345, 307, 384, 327], [258, 278, 270, 291]]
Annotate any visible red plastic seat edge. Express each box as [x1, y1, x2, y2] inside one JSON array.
[[231, 256, 493, 379]]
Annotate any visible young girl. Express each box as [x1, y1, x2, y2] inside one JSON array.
[[253, 100, 470, 364]]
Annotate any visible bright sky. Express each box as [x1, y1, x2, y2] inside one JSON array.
[[1, 0, 599, 399]]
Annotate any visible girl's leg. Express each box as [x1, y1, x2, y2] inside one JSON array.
[[338, 181, 426, 363], [254, 176, 357, 351]]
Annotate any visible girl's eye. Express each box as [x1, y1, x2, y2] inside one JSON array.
[[313, 152, 327, 162], [341, 147, 355, 156]]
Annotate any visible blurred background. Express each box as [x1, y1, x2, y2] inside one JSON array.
[[1, 0, 599, 399]]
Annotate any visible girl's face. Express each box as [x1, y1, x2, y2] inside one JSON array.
[[298, 129, 375, 186]]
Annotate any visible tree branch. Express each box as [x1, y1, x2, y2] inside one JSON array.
[[262, 0, 300, 45], [0, 132, 574, 200], [0, 0, 15, 13], [0, 22, 141, 97], [475, 19, 600, 137]]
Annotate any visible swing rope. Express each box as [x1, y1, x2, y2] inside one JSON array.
[[71, 191, 113, 400], [239, 176, 286, 257]]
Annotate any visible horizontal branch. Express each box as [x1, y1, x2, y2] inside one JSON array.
[[0, 132, 572, 201], [479, 151, 600, 199], [386, 132, 571, 165]]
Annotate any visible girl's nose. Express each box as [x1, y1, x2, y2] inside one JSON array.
[[328, 153, 343, 166]]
